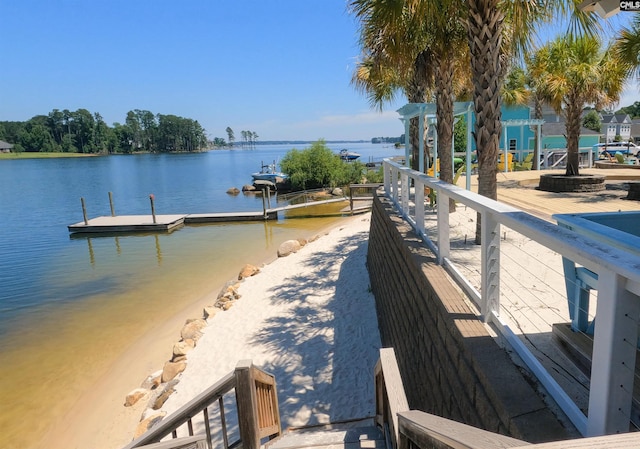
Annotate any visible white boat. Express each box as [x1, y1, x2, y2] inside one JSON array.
[[339, 149, 361, 161], [251, 161, 288, 182]]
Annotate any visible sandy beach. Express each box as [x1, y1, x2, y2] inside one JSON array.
[[43, 213, 380, 449], [161, 213, 381, 431]]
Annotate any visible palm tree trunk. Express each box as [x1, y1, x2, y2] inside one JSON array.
[[467, 0, 504, 243], [565, 95, 582, 176], [406, 50, 433, 171], [435, 53, 456, 212], [533, 95, 543, 170]]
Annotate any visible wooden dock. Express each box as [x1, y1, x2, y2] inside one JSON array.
[[67, 197, 354, 234], [68, 214, 187, 234]]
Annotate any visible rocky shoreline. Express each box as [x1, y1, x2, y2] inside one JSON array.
[[123, 237, 316, 440]]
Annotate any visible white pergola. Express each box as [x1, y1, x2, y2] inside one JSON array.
[[397, 102, 544, 190]]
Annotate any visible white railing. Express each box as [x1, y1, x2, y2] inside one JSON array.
[[382, 159, 640, 437]]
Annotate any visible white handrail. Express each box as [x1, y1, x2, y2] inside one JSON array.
[[382, 158, 640, 437]]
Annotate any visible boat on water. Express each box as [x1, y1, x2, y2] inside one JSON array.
[[339, 149, 361, 161], [251, 161, 288, 182]]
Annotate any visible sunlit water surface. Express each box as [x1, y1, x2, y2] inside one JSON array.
[[0, 143, 397, 448]]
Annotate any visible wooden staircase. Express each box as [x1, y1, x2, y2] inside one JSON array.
[[267, 419, 386, 449], [124, 349, 640, 449]]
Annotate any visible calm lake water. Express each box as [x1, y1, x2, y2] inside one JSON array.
[[0, 142, 397, 448]]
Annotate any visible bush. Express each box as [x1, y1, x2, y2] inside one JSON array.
[[280, 140, 365, 190], [365, 167, 384, 183]]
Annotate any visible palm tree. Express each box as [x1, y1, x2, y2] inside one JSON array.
[[533, 35, 627, 175], [350, 0, 435, 172], [501, 66, 530, 107], [350, 0, 470, 194], [613, 12, 640, 84]]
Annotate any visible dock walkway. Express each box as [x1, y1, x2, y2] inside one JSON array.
[[68, 197, 349, 234]]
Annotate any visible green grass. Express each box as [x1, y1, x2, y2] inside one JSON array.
[[0, 152, 101, 160]]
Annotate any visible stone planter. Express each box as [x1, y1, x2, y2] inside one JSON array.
[[538, 174, 605, 193], [628, 182, 640, 201]]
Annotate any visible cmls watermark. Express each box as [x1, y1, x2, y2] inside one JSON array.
[[620, 0, 640, 11]]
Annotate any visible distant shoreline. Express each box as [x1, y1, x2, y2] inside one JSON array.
[[0, 152, 101, 159]]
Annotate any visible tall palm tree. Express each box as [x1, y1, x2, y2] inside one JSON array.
[[350, 0, 470, 193], [533, 35, 627, 175], [501, 66, 530, 107], [424, 0, 469, 190], [613, 12, 640, 83], [350, 0, 435, 172]]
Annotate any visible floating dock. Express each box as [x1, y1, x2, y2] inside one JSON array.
[[68, 198, 349, 234], [68, 186, 381, 235], [68, 214, 188, 234]]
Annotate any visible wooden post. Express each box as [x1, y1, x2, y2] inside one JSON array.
[[81, 197, 89, 225], [261, 188, 267, 219], [149, 194, 157, 223], [266, 185, 271, 209], [235, 360, 260, 449], [108, 191, 115, 217]]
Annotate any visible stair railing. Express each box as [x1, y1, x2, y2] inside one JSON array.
[[123, 360, 281, 449], [374, 348, 410, 449]]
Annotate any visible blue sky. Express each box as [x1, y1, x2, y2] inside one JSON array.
[[1, 1, 638, 142]]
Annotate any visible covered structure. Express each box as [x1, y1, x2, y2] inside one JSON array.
[[0, 140, 13, 153], [397, 102, 544, 190]]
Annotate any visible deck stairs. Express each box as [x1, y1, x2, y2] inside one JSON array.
[[265, 419, 387, 449]]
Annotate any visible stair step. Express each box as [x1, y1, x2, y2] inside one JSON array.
[[266, 424, 385, 449]]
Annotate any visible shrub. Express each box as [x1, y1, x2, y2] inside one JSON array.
[[280, 140, 365, 190]]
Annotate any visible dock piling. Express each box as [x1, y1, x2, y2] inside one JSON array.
[[150, 194, 157, 223], [81, 197, 89, 225], [109, 191, 115, 217], [261, 188, 268, 219]]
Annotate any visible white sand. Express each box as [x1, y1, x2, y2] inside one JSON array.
[[159, 213, 381, 435]]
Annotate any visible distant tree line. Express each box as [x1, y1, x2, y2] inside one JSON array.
[[0, 108, 208, 154], [616, 101, 640, 119], [371, 136, 403, 144], [211, 127, 259, 149]]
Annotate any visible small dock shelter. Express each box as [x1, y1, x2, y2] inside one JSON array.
[[396, 102, 544, 190]]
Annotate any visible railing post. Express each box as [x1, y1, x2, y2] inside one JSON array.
[[401, 171, 409, 213], [480, 211, 500, 323], [436, 189, 450, 264], [587, 270, 640, 436], [384, 162, 391, 195], [235, 360, 260, 449], [392, 167, 399, 204], [415, 178, 425, 237]]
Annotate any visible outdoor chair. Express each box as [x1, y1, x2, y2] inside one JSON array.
[[426, 165, 465, 209], [513, 153, 534, 171]]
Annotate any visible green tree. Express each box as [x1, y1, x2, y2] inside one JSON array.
[[502, 66, 530, 107], [280, 140, 364, 190], [533, 35, 627, 175], [616, 101, 640, 118], [226, 127, 235, 147], [613, 12, 640, 84], [453, 115, 467, 153], [71, 109, 95, 153], [213, 137, 226, 147], [349, 0, 435, 172], [18, 122, 56, 152], [582, 110, 602, 132]]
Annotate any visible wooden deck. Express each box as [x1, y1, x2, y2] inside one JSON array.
[[67, 198, 350, 234], [68, 214, 187, 233]]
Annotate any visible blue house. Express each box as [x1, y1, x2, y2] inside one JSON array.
[[396, 102, 543, 188]]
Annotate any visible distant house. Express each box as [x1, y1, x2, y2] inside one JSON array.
[[600, 114, 632, 142], [540, 122, 602, 150], [0, 140, 13, 153], [631, 119, 640, 144]]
